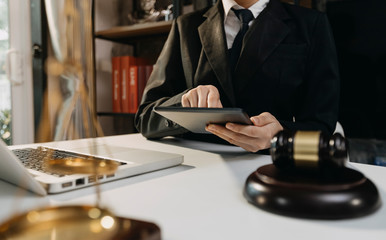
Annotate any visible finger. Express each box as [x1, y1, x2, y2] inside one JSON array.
[[225, 123, 271, 148], [225, 122, 277, 150], [225, 122, 264, 138], [189, 91, 199, 107], [207, 87, 222, 108], [213, 128, 263, 152], [250, 112, 276, 126], [197, 86, 209, 108], [206, 124, 246, 143], [184, 90, 198, 107], [206, 124, 264, 152], [181, 94, 191, 107]]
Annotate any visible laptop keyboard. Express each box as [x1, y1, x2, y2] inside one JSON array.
[[12, 147, 126, 177]]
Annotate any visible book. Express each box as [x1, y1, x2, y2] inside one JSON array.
[[112, 56, 151, 114], [137, 65, 147, 108], [121, 56, 137, 113], [128, 65, 139, 113], [128, 64, 152, 113], [139, 65, 153, 104], [112, 56, 121, 113]]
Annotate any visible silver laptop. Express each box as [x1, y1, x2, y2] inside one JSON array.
[[0, 139, 183, 195]]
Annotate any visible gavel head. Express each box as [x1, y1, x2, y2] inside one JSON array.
[[270, 130, 348, 170]]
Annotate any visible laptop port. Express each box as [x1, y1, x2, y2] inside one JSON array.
[[62, 182, 73, 188], [97, 175, 104, 180], [106, 174, 115, 178], [76, 178, 85, 186]]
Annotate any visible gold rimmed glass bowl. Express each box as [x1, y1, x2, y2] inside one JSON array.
[[0, 205, 127, 240], [43, 157, 120, 175]]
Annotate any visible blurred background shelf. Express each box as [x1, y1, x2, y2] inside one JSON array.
[[95, 21, 172, 44], [97, 112, 136, 117]]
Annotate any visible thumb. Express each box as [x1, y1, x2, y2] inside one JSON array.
[[250, 112, 275, 126]]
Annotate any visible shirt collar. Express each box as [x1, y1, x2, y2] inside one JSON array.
[[222, 0, 270, 19]]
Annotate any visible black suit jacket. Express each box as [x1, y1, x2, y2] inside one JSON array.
[[135, 0, 340, 140]]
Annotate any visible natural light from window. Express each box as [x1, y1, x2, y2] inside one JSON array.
[[0, 0, 11, 145]]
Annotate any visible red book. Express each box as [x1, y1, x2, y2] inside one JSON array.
[[120, 56, 137, 113], [136, 57, 149, 66], [128, 65, 139, 113], [137, 65, 147, 108], [112, 56, 121, 112], [138, 65, 153, 104], [145, 64, 153, 80]]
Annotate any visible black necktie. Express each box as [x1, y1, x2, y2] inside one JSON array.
[[229, 8, 254, 74]]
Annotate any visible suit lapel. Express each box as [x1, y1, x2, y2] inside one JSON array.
[[198, 1, 236, 106], [235, 0, 291, 87]]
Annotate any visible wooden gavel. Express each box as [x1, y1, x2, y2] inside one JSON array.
[[270, 130, 348, 170]]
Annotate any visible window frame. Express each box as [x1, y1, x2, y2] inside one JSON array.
[[8, 0, 34, 144]]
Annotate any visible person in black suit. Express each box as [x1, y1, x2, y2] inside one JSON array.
[[135, 0, 340, 152]]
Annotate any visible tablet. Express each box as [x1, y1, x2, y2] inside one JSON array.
[[154, 107, 252, 134]]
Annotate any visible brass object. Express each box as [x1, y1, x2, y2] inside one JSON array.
[[1, 1, 163, 239], [0, 206, 122, 240], [293, 131, 321, 168], [0, 153, 123, 239], [38, 0, 103, 142], [270, 130, 347, 170], [44, 157, 120, 175], [244, 131, 378, 219]]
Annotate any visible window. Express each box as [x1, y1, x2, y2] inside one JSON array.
[[0, 0, 34, 145], [0, 0, 11, 145]]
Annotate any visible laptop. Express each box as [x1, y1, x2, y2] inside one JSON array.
[[0, 139, 183, 195]]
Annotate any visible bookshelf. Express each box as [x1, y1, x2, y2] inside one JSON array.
[[93, 1, 175, 136], [95, 21, 172, 44]]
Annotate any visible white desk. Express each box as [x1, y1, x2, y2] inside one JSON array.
[[1, 134, 385, 239]]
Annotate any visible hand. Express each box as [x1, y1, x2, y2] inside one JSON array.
[[205, 112, 283, 152], [182, 85, 223, 108]]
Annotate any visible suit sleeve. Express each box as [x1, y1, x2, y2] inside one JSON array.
[[280, 13, 340, 134], [134, 20, 190, 139]]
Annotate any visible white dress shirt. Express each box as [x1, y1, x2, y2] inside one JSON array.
[[222, 0, 270, 49]]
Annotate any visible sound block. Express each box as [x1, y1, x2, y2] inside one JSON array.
[[244, 164, 381, 219]]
